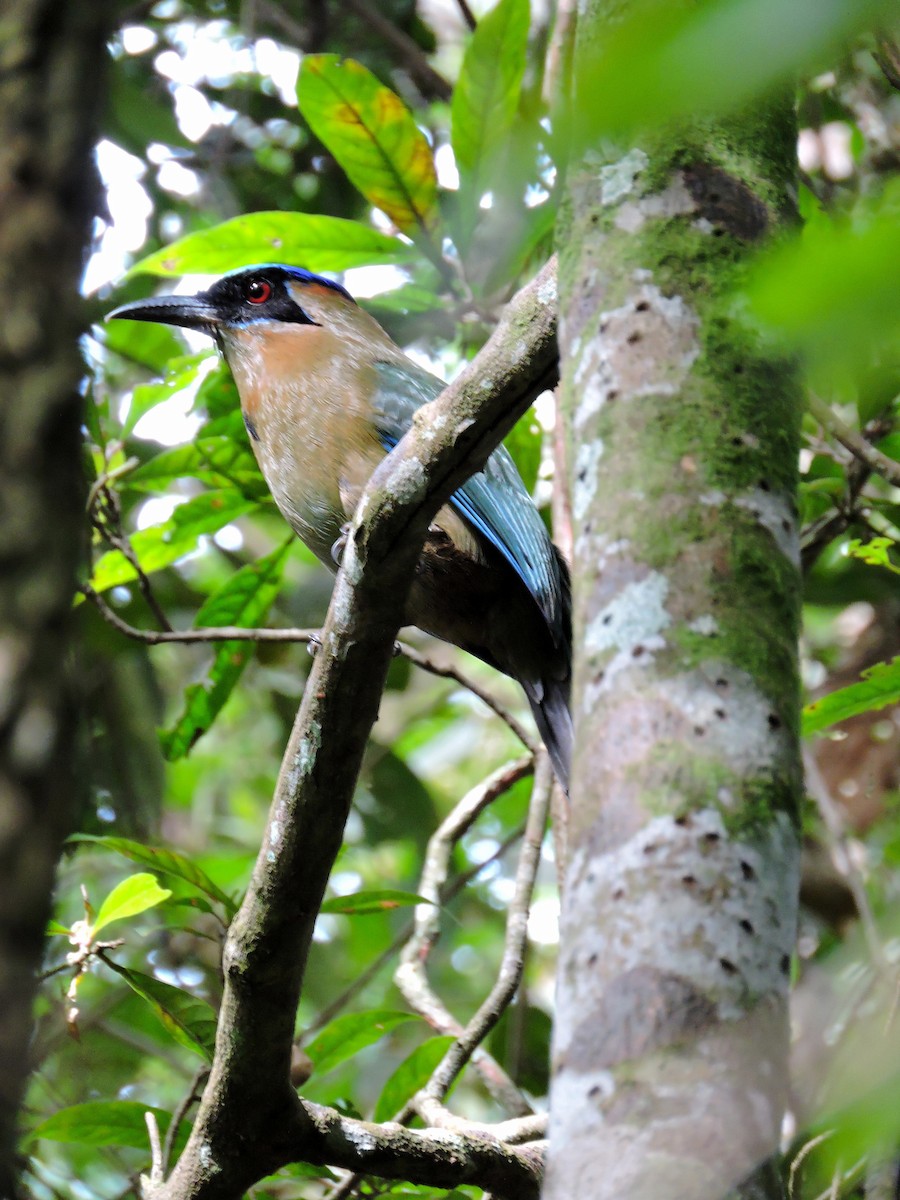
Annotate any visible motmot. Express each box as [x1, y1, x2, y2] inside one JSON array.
[[108, 265, 572, 788]]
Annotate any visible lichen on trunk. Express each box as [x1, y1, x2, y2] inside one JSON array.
[[545, 48, 802, 1200]]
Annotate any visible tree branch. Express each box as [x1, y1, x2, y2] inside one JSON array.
[[144, 258, 559, 1200], [396, 756, 536, 1116], [412, 756, 552, 1116], [297, 1102, 543, 1198], [807, 394, 900, 490], [81, 584, 537, 750]]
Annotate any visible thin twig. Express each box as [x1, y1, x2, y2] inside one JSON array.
[[789, 1131, 834, 1200], [302, 823, 525, 1041], [399, 642, 538, 751], [875, 27, 900, 91], [330, 773, 548, 1200], [454, 0, 477, 31], [82, 583, 319, 645], [808, 394, 900, 490], [416, 756, 552, 1110], [161, 1067, 209, 1177], [343, 0, 452, 101], [145, 1112, 164, 1185], [83, 583, 537, 752], [89, 484, 173, 632], [804, 750, 886, 972], [396, 757, 536, 1116], [801, 410, 895, 573]]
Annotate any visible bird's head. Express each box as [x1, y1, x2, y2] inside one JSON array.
[[106, 264, 375, 345]]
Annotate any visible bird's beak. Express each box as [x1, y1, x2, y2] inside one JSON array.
[[106, 292, 220, 336]]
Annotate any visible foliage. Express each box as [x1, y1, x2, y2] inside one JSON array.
[[23, 0, 900, 1197]]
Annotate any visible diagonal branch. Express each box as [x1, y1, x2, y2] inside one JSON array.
[[143, 257, 558, 1200], [807, 394, 900, 490]]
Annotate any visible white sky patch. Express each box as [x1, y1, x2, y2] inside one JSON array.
[[157, 157, 202, 197], [253, 38, 301, 105], [135, 495, 182, 530], [120, 25, 158, 54], [156, 25, 299, 105], [342, 263, 410, 298], [329, 870, 364, 896], [82, 140, 153, 293], [173, 84, 217, 141], [533, 389, 557, 432], [434, 141, 459, 189], [527, 894, 560, 945], [129, 351, 217, 444], [214, 524, 245, 552]]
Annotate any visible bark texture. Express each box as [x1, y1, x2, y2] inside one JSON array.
[[544, 17, 803, 1200], [0, 3, 110, 1192]]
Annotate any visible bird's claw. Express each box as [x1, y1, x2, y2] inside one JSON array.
[[331, 523, 351, 566]]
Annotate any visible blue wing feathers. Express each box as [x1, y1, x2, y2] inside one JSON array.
[[372, 361, 566, 647]]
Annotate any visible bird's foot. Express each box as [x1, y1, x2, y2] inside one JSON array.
[[331, 523, 351, 566]]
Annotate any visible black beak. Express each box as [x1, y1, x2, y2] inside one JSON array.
[[106, 293, 220, 336]]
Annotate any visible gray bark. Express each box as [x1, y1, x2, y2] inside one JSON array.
[[544, 15, 803, 1200]]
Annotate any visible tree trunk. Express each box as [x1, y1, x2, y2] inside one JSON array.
[[0, 3, 111, 1193], [545, 18, 802, 1200]]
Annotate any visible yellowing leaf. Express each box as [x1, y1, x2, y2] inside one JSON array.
[[298, 56, 438, 237]]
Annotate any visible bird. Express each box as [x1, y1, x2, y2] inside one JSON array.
[[108, 265, 572, 788]]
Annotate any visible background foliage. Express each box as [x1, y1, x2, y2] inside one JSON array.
[[25, 0, 900, 1196]]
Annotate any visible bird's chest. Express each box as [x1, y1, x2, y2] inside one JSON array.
[[230, 349, 383, 566]]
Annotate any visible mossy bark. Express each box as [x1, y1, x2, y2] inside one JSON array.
[[545, 23, 802, 1200], [0, 3, 111, 1194]]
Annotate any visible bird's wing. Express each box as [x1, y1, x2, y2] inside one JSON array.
[[373, 361, 567, 648]]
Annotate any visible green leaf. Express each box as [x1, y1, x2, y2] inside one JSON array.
[[69, 835, 237, 919], [46, 919, 70, 936], [254, 1163, 340, 1190], [373, 1036, 454, 1122], [125, 438, 267, 500], [319, 889, 433, 915], [305, 1010, 419, 1076], [298, 56, 438, 237], [105, 961, 218, 1060], [570, 0, 895, 140], [503, 410, 543, 495], [129, 212, 416, 278], [102, 319, 186, 374], [121, 353, 210, 437], [30, 1101, 189, 1153], [803, 656, 900, 737], [747, 182, 900, 373], [365, 283, 444, 316], [160, 541, 291, 761], [93, 873, 172, 935], [88, 490, 260, 595], [451, 0, 530, 241]]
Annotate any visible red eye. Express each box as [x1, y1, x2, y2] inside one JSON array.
[[246, 278, 272, 304]]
